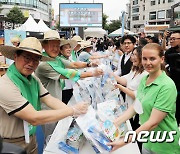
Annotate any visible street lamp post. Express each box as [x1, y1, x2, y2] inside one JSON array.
[[121, 11, 125, 37]]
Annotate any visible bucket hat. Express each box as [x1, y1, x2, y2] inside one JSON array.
[[81, 41, 93, 49], [60, 39, 78, 50], [0, 37, 53, 61], [71, 35, 85, 45], [40, 30, 61, 41]]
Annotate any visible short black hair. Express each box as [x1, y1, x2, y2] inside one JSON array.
[[146, 35, 151, 39], [171, 30, 180, 34], [150, 36, 159, 44], [139, 38, 148, 47], [115, 41, 120, 48], [121, 35, 136, 44]]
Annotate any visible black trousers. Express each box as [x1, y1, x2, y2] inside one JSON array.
[[130, 114, 142, 152], [62, 89, 73, 105]]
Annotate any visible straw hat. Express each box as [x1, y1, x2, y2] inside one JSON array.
[[60, 39, 78, 50], [71, 35, 85, 45], [72, 35, 82, 42], [40, 30, 60, 41], [0, 37, 53, 61], [11, 36, 20, 43], [81, 41, 93, 49]]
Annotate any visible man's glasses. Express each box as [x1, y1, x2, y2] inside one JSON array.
[[122, 42, 133, 45], [168, 37, 180, 41], [21, 54, 41, 64]]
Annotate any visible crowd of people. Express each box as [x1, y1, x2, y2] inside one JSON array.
[[0, 29, 179, 154]]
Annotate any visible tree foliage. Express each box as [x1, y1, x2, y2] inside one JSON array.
[[103, 13, 122, 34], [102, 13, 109, 30], [107, 19, 122, 34], [6, 6, 25, 25]]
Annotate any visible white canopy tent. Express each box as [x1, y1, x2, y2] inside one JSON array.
[[15, 15, 39, 32], [84, 28, 107, 38], [37, 19, 51, 32], [109, 28, 135, 37]]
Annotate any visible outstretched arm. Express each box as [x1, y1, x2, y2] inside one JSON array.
[[108, 108, 167, 152]]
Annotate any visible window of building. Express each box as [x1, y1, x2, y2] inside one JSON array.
[[134, 25, 141, 28], [2, 0, 48, 12], [151, 0, 156, 5], [157, 21, 165, 25], [168, 0, 174, 2], [132, 7, 139, 13], [1, 0, 7, 2], [158, 0, 160, 4], [21, 0, 26, 4], [157, 10, 165, 19], [15, 0, 21, 3], [29, 0, 34, 6], [174, 7, 180, 20], [149, 11, 156, 20], [133, 0, 138, 5], [34, 0, 38, 7], [132, 16, 139, 20], [166, 9, 171, 18], [143, 5, 145, 11], [163, 0, 165, 3], [26, 0, 31, 5], [143, 15, 145, 20], [149, 22, 156, 25]]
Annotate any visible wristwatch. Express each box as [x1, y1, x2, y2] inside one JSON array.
[[86, 61, 91, 67]]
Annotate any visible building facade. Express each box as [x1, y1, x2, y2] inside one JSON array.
[[129, 0, 179, 33], [0, 0, 52, 30]]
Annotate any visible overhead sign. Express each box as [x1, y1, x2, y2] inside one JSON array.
[[59, 3, 103, 27], [144, 25, 169, 33]]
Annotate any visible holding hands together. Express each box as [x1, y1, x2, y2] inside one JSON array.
[[71, 102, 89, 117], [92, 68, 104, 76], [90, 60, 100, 67], [114, 83, 121, 89]]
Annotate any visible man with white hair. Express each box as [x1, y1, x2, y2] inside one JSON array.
[[35, 30, 103, 140]]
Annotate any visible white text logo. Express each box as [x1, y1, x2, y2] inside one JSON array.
[[124, 131, 177, 143]]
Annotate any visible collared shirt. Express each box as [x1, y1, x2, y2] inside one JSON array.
[[114, 52, 132, 76], [0, 74, 48, 138], [123, 70, 148, 107], [136, 71, 180, 154], [79, 51, 91, 62]]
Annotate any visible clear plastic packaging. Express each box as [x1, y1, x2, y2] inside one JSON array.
[[66, 119, 86, 150], [87, 125, 112, 152], [58, 141, 79, 154]]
